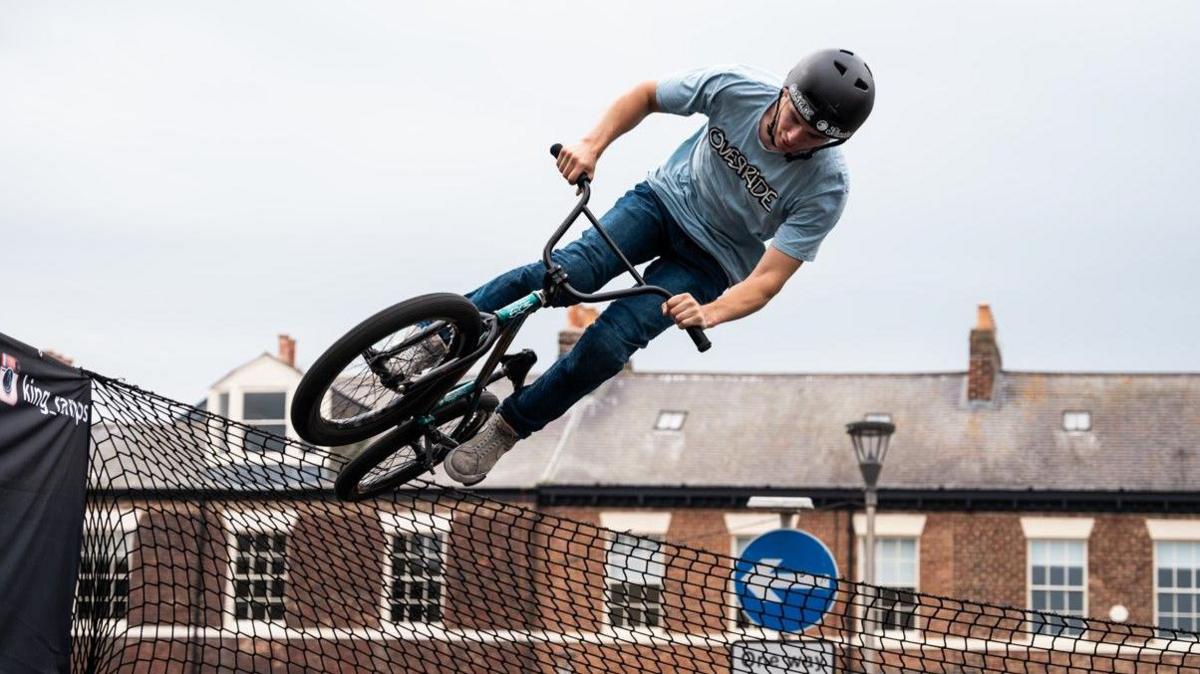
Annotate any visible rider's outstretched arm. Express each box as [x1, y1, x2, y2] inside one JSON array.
[[555, 81, 659, 184], [704, 248, 803, 327], [665, 247, 803, 330]]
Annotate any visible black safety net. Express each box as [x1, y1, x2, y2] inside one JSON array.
[[72, 372, 1200, 673]]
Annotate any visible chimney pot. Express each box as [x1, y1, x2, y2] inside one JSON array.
[[975, 303, 996, 331]]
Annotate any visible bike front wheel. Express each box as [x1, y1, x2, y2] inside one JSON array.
[[290, 293, 483, 447]]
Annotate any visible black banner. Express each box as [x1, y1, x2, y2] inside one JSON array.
[[0, 332, 91, 674]]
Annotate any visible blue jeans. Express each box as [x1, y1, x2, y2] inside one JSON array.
[[464, 182, 730, 438]]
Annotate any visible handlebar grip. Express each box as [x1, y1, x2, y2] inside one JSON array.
[[549, 143, 590, 186], [686, 326, 712, 353]]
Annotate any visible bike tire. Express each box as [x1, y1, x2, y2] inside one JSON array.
[[290, 293, 483, 447], [335, 390, 500, 501]]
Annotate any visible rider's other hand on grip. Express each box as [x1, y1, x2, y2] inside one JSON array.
[[555, 141, 599, 193], [661, 292, 710, 330]]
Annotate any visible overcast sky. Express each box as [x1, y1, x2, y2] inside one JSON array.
[[4, 0, 1198, 402]]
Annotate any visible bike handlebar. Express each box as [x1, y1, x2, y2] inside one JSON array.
[[546, 143, 711, 353]]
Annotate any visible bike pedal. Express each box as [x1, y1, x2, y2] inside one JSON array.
[[500, 349, 538, 392]]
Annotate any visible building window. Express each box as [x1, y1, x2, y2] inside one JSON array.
[[606, 533, 665, 628], [1029, 539, 1086, 637], [654, 410, 687, 431], [388, 531, 445, 624], [77, 526, 133, 622], [1062, 410, 1092, 432], [233, 531, 288, 622], [854, 537, 919, 633], [867, 538, 919, 632], [244, 392, 287, 453], [1156, 541, 1200, 638], [864, 412, 892, 423]]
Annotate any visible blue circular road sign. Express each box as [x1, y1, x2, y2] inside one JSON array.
[[734, 529, 839, 633]]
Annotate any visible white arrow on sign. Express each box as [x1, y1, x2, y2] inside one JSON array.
[[739, 559, 835, 603]]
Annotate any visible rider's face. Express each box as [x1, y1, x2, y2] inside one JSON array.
[[770, 93, 835, 154]]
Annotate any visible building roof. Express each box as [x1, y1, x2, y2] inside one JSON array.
[[91, 368, 1200, 496], [524, 369, 1200, 493]]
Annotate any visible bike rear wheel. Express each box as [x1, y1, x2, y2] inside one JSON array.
[[335, 390, 499, 501], [290, 293, 483, 447]]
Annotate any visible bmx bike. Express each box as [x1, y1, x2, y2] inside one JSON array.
[[290, 144, 711, 500]]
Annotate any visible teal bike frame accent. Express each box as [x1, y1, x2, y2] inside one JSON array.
[[495, 291, 544, 323], [430, 291, 547, 413]]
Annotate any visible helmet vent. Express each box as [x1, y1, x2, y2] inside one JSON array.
[[839, 49, 855, 55], [854, 78, 870, 91], [834, 61, 847, 75]]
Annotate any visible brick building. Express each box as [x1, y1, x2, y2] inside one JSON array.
[[79, 304, 1200, 671]]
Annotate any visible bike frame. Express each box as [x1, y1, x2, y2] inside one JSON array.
[[412, 145, 711, 437], [419, 290, 546, 423]]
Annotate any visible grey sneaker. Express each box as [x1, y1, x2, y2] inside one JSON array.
[[443, 414, 520, 486]]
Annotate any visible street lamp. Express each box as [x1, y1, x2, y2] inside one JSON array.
[[846, 420, 896, 590]]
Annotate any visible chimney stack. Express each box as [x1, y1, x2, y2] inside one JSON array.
[[278, 334, 296, 368], [967, 304, 1002, 402], [558, 305, 598, 358]]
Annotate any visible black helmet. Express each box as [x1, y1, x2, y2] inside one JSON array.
[[784, 48, 875, 142]]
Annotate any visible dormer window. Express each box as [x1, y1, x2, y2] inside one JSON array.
[[244, 392, 287, 453], [864, 413, 892, 423], [654, 410, 687, 431], [1062, 411, 1092, 432]]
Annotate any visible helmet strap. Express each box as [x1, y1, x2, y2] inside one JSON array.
[[765, 90, 785, 148], [785, 137, 847, 162], [770, 89, 848, 161]]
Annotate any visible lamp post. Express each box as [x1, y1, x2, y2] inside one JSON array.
[[846, 421, 896, 590]]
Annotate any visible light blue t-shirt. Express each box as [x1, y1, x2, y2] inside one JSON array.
[[646, 65, 850, 284]]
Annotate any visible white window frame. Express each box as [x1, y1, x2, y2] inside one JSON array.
[[1147, 520, 1200, 641], [1062, 410, 1092, 432], [380, 511, 451, 629], [75, 508, 140, 632], [235, 387, 304, 466], [1152, 539, 1200, 639], [1022, 537, 1089, 638], [653, 410, 687, 431], [221, 508, 297, 634], [1020, 518, 1092, 643], [599, 512, 671, 636], [852, 514, 925, 639], [853, 537, 922, 638]]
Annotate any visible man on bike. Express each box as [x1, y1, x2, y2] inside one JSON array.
[[437, 49, 875, 486]]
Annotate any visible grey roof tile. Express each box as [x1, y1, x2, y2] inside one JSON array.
[[536, 371, 1200, 492]]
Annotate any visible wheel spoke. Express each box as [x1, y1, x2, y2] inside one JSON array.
[[318, 319, 462, 429]]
